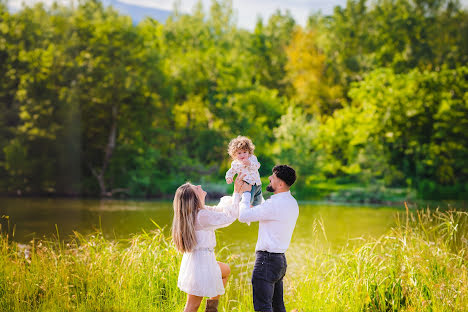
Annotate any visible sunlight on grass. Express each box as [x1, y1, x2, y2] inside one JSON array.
[[1, 208, 467, 311]]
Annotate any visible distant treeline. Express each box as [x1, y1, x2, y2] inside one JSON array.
[[0, 0, 467, 199]]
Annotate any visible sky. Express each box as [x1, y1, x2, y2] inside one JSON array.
[[114, 0, 348, 28], [7, 0, 348, 29], [8, 0, 468, 30]]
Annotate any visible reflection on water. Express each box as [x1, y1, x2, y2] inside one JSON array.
[[1, 197, 399, 252], [0, 198, 174, 242]]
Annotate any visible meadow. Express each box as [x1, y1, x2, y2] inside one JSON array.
[[1, 206, 466, 311], [2, 1, 467, 310]]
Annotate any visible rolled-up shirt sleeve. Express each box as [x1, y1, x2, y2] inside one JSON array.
[[238, 193, 278, 223]]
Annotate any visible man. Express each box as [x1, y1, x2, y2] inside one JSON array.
[[233, 165, 299, 312]]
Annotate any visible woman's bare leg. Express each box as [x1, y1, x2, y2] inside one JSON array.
[[209, 261, 231, 300], [184, 294, 203, 312]]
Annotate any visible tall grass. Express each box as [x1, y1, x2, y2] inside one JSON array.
[[1, 208, 467, 311], [286, 208, 467, 311], [0, 224, 185, 311]]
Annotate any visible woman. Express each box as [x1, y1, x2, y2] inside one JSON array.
[[172, 176, 247, 312]]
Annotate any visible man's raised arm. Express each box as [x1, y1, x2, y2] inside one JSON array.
[[233, 173, 277, 223], [238, 193, 276, 223]]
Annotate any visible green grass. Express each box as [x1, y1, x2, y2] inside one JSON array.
[[1, 208, 467, 311]]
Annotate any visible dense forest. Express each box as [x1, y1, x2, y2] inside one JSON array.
[[0, 0, 467, 199]]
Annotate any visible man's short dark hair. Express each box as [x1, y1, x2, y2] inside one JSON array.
[[272, 165, 296, 187]]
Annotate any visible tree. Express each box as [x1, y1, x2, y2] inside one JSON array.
[[248, 10, 296, 94], [315, 0, 468, 95], [285, 27, 343, 116], [273, 106, 321, 182], [72, 1, 166, 196], [318, 66, 468, 197]]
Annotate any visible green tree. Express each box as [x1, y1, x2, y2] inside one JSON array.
[[248, 10, 295, 94], [273, 106, 322, 188], [285, 27, 343, 116], [315, 0, 468, 95], [318, 66, 468, 198]]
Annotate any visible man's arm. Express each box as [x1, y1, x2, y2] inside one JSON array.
[[238, 193, 278, 223], [234, 173, 277, 223]]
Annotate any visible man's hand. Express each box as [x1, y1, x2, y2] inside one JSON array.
[[226, 177, 233, 184], [234, 173, 251, 194]]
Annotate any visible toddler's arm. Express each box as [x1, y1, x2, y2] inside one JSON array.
[[225, 162, 239, 184]]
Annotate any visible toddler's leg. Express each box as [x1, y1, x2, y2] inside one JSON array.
[[251, 185, 263, 206], [249, 185, 255, 207]]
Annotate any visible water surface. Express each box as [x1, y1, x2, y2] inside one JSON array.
[[0, 197, 399, 252]]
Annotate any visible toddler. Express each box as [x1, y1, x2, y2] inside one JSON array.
[[225, 136, 263, 206]]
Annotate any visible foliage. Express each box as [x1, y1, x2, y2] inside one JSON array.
[[316, 67, 468, 199], [285, 27, 343, 116], [0, 0, 467, 199]]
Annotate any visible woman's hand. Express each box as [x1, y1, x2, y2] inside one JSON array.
[[234, 173, 251, 194]]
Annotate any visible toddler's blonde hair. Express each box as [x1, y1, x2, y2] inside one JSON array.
[[228, 136, 255, 158]]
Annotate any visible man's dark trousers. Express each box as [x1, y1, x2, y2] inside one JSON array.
[[252, 250, 287, 312]]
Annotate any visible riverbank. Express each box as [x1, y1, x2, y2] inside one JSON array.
[[1, 208, 466, 311], [0, 179, 418, 205], [4, 174, 466, 205]]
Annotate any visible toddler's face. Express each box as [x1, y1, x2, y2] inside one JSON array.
[[235, 150, 250, 161]]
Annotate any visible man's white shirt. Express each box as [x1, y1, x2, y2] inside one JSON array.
[[234, 191, 299, 253]]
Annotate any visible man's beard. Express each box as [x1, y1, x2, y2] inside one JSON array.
[[266, 184, 275, 192]]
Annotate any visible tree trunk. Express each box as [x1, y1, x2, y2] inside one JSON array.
[[90, 105, 118, 197]]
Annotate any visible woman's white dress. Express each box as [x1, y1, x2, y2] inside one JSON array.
[[177, 196, 239, 297]]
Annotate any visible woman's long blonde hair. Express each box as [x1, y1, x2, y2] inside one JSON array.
[[172, 183, 202, 253]]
